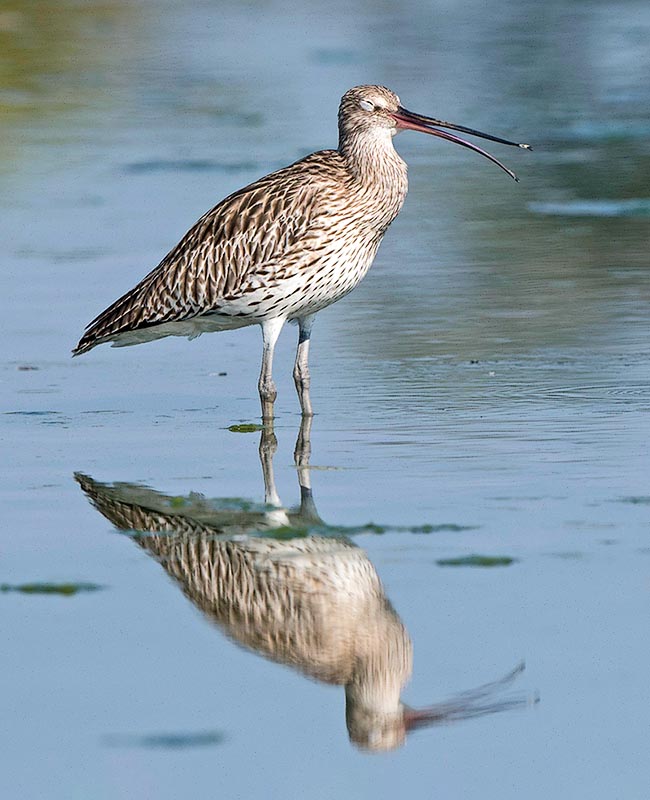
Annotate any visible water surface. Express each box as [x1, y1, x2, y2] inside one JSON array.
[[1, 1, 649, 798]]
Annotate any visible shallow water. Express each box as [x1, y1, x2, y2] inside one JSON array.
[[2, 1, 650, 798]]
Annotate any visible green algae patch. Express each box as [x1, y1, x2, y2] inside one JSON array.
[[227, 423, 264, 433], [260, 525, 310, 540], [436, 555, 517, 568], [0, 582, 104, 596]]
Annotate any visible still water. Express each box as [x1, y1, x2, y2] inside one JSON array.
[[1, 1, 649, 798]]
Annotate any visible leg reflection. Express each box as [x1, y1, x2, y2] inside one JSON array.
[[259, 421, 280, 507], [293, 414, 321, 526]]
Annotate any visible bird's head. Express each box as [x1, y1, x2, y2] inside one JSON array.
[[339, 84, 531, 180], [338, 85, 404, 137]]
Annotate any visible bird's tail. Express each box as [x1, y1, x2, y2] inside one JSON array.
[[72, 276, 159, 356]]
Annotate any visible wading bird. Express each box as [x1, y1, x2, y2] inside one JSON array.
[[73, 85, 529, 419], [75, 420, 533, 751]]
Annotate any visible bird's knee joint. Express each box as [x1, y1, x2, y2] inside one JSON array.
[[258, 378, 277, 403], [293, 361, 310, 383]]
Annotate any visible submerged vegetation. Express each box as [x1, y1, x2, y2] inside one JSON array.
[[436, 555, 517, 568], [102, 730, 226, 749], [0, 582, 103, 596], [227, 423, 265, 433]]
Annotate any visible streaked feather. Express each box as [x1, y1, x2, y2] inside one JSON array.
[[73, 86, 409, 356]]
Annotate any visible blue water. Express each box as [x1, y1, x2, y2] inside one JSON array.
[[2, 1, 649, 798]]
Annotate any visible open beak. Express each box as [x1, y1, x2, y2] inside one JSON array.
[[400, 661, 537, 736], [391, 106, 531, 181]]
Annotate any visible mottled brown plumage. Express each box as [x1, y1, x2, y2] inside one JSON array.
[[74, 85, 528, 418], [74, 468, 415, 751], [75, 455, 532, 752]]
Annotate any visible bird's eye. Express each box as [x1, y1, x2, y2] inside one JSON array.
[[359, 99, 375, 112]]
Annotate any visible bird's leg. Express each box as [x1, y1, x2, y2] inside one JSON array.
[[258, 318, 285, 421], [258, 421, 281, 507], [294, 413, 312, 470], [293, 315, 315, 417], [258, 419, 292, 528], [294, 415, 312, 504], [293, 414, 322, 525]]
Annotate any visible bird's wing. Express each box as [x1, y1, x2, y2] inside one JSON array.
[[73, 152, 345, 353]]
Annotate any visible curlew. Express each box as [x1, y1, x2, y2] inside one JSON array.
[[75, 417, 536, 751], [75, 421, 533, 751], [73, 85, 530, 419]]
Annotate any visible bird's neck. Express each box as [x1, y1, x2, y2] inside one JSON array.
[[339, 128, 408, 201], [345, 670, 404, 716], [344, 610, 412, 715], [344, 640, 411, 750]]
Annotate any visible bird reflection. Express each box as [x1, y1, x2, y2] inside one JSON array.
[[76, 418, 532, 751]]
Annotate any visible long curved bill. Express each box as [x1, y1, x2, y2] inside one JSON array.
[[402, 661, 536, 734], [392, 106, 531, 182]]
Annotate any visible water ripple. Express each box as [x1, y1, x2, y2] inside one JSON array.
[[529, 199, 650, 218], [518, 382, 650, 402], [123, 159, 259, 174]]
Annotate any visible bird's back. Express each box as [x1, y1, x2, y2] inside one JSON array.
[[74, 151, 356, 354]]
